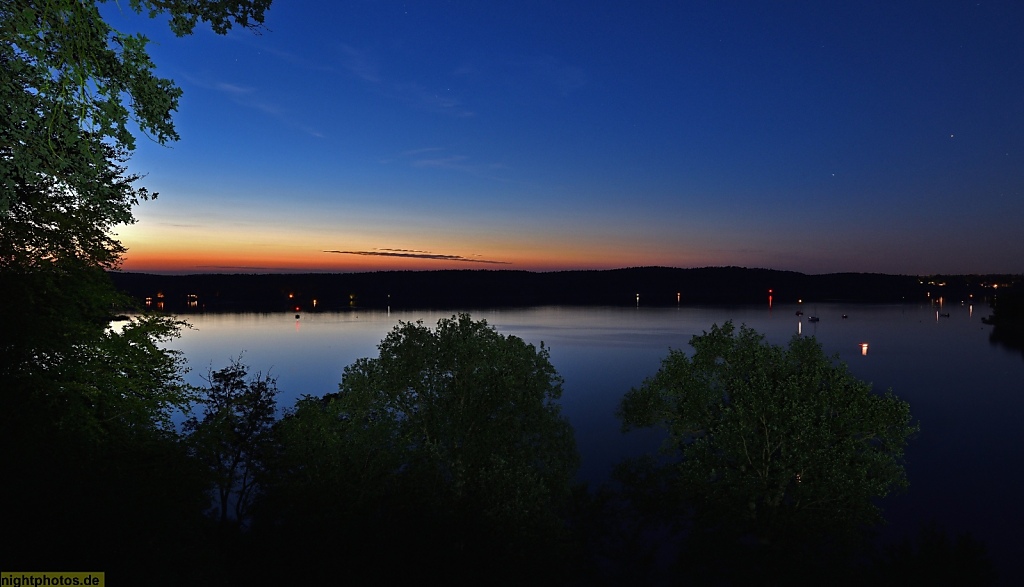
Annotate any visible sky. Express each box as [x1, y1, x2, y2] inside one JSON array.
[[106, 1, 1024, 275]]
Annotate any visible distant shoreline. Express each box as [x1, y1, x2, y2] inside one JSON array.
[[109, 267, 1017, 314]]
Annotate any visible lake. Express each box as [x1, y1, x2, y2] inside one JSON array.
[[166, 302, 1023, 583]]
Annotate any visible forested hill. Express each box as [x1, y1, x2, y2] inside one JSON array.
[[106, 267, 982, 313]]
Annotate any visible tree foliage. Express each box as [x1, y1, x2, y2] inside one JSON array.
[[2, 0, 270, 258], [618, 322, 917, 548], [184, 357, 279, 526], [2, 0, 270, 156], [339, 314, 577, 515], [0, 143, 148, 271], [1, 2, 273, 582], [258, 315, 579, 580], [1, 0, 273, 426]]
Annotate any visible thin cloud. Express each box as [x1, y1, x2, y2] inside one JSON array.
[[214, 82, 255, 95], [501, 55, 587, 98], [412, 155, 470, 169], [334, 45, 475, 117], [339, 44, 381, 83], [402, 148, 510, 181], [393, 81, 475, 117], [259, 44, 337, 73], [401, 147, 445, 157], [533, 55, 587, 96], [323, 249, 511, 265], [182, 74, 325, 138], [299, 125, 326, 138]]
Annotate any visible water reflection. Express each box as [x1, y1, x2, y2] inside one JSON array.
[[164, 303, 1024, 582]]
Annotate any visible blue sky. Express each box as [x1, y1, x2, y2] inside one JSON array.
[[109, 1, 1024, 274]]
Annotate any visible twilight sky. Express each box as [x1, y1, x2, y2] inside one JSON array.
[[108, 1, 1024, 275]]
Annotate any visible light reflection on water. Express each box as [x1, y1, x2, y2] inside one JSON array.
[[166, 303, 1023, 581]]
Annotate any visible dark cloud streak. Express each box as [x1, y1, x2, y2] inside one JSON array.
[[323, 249, 511, 265]]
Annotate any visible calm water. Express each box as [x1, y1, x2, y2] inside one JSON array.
[[167, 303, 1023, 582]]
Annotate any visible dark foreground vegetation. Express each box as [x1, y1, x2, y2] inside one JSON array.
[[109, 267, 1017, 312], [5, 305, 1002, 585]]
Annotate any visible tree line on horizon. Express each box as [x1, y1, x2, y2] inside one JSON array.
[[105, 267, 1013, 313]]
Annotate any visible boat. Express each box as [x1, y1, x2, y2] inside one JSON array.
[[795, 310, 803, 316], [808, 316, 820, 323]]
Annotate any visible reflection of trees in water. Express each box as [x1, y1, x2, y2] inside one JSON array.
[[989, 327, 1024, 359], [985, 291, 1024, 359], [869, 523, 998, 586]]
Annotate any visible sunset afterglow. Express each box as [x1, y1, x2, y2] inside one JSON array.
[[105, 2, 1023, 275]]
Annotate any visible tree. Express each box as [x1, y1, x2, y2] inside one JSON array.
[[2, 0, 270, 258], [1, 0, 276, 437], [618, 322, 916, 576], [0, 308, 212, 585], [1, 0, 274, 468], [184, 357, 279, 527], [2, 0, 275, 402], [2, 0, 270, 152], [339, 314, 577, 517], [257, 315, 580, 581], [2, 2, 272, 582]]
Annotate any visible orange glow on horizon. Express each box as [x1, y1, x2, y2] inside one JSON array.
[[116, 210, 719, 274], [118, 248, 650, 274], [116, 218, 716, 274]]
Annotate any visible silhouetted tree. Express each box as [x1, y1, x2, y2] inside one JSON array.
[[2, 2, 273, 582], [184, 358, 279, 527], [257, 315, 580, 582], [618, 322, 917, 581]]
